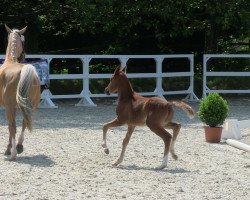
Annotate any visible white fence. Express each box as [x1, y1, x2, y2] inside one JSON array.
[[0, 54, 198, 108], [203, 54, 250, 97]]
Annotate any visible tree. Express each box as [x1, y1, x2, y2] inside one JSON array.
[[0, 0, 249, 54]]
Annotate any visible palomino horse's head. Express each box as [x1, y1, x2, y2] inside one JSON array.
[[105, 66, 127, 95], [5, 24, 27, 62]]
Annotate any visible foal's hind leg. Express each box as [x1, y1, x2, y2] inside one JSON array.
[[16, 119, 26, 154], [102, 118, 124, 154], [146, 121, 172, 169], [165, 122, 181, 160], [113, 125, 135, 166]]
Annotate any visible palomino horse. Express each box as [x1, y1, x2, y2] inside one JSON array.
[[0, 25, 40, 161], [102, 66, 195, 169]]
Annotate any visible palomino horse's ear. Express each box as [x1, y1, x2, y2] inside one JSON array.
[[19, 26, 27, 34], [122, 66, 127, 74], [5, 24, 12, 34], [114, 66, 121, 75]]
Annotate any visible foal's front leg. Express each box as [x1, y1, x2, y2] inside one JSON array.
[[102, 118, 124, 154], [113, 125, 135, 166]]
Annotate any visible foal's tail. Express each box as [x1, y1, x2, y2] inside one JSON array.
[[170, 101, 195, 119], [16, 64, 38, 132]]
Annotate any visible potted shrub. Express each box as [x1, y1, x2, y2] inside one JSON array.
[[198, 93, 229, 143]]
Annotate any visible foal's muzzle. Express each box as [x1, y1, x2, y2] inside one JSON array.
[[105, 88, 110, 95]]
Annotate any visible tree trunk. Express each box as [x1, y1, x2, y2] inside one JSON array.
[[204, 21, 219, 53]]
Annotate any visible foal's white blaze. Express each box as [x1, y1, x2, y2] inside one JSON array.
[[11, 137, 17, 160]]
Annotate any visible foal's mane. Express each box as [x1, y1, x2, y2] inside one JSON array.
[[116, 67, 135, 99]]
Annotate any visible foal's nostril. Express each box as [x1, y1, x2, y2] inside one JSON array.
[[105, 88, 110, 95]]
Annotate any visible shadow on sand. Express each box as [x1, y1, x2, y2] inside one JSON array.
[[115, 164, 191, 174], [15, 154, 55, 167]]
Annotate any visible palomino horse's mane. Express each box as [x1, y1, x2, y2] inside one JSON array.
[[8, 28, 25, 62]]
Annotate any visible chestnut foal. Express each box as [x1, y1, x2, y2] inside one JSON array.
[[102, 66, 195, 169]]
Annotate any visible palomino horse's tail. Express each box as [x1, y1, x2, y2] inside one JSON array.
[[16, 64, 38, 132], [170, 101, 195, 119]]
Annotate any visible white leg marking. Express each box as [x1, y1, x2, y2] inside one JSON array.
[[102, 126, 109, 154], [162, 155, 168, 166], [10, 137, 17, 161], [170, 140, 178, 160], [156, 155, 168, 170], [170, 141, 175, 154], [18, 131, 24, 144]]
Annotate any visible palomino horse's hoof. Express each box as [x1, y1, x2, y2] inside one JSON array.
[[16, 144, 24, 154], [4, 150, 11, 156]]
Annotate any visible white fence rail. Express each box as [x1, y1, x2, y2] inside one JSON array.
[[0, 54, 198, 108], [203, 54, 250, 97]]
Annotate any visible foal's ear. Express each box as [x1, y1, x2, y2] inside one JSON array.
[[114, 66, 121, 75], [5, 24, 12, 34], [19, 26, 27, 35], [122, 66, 127, 74]]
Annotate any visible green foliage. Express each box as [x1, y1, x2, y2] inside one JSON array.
[[89, 64, 116, 74], [1, 0, 250, 96], [50, 79, 82, 95], [198, 93, 229, 127], [1, 0, 249, 54]]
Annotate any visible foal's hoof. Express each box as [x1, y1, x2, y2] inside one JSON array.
[[112, 159, 122, 166], [4, 150, 11, 156], [155, 165, 167, 170], [172, 154, 178, 160], [104, 148, 109, 154], [9, 157, 16, 161], [16, 144, 24, 154], [112, 162, 119, 167]]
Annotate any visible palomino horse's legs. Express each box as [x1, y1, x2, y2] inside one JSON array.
[[146, 120, 172, 169], [5, 108, 17, 161], [165, 122, 181, 160], [102, 118, 124, 154], [113, 125, 135, 166], [4, 134, 12, 156], [16, 119, 26, 154]]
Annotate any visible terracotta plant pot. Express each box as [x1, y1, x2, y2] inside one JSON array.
[[204, 126, 223, 143]]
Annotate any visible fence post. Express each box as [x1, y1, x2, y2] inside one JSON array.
[[184, 55, 199, 101], [119, 57, 129, 68], [154, 57, 164, 98], [38, 57, 58, 108], [203, 55, 209, 98], [76, 56, 96, 106]]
